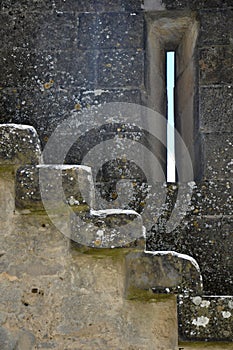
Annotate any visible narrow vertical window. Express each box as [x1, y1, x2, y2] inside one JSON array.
[[166, 51, 176, 182]]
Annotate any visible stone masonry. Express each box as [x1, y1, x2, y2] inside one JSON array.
[[0, 0, 233, 349]]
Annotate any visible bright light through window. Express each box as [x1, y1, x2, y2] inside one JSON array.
[[166, 51, 176, 182]]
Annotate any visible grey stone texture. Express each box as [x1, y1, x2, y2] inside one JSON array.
[[199, 46, 233, 85], [16, 164, 95, 212], [0, 0, 233, 347], [199, 86, 233, 132], [179, 295, 233, 341], [0, 124, 41, 165], [0, 183, 180, 349], [125, 251, 202, 297]]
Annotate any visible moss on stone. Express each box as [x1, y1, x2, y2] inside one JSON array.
[[126, 287, 174, 302], [179, 341, 233, 349]]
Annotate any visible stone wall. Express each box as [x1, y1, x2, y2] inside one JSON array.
[[0, 0, 232, 348]]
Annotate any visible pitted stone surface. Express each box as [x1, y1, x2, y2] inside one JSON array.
[[0, 0, 233, 346], [179, 295, 233, 341], [15, 164, 95, 213], [0, 124, 41, 165], [125, 251, 202, 298], [71, 208, 145, 248]]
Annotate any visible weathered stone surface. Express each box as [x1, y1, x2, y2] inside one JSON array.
[[97, 49, 144, 88], [0, 209, 179, 350], [191, 0, 233, 9], [0, 11, 77, 51], [1, 0, 55, 12], [0, 282, 23, 314], [16, 329, 36, 350], [161, 0, 189, 9], [8, 258, 63, 278], [0, 88, 20, 122], [147, 215, 233, 295], [96, 179, 232, 227], [0, 170, 15, 222], [0, 47, 96, 90], [191, 181, 233, 216], [125, 251, 202, 298], [199, 46, 233, 85], [202, 133, 233, 180], [1, 0, 143, 13], [161, 0, 233, 9], [0, 0, 233, 347], [121, 0, 142, 11], [0, 124, 41, 165], [71, 208, 145, 248], [0, 327, 17, 350], [199, 85, 233, 132], [179, 295, 233, 341], [58, 253, 178, 350], [16, 165, 94, 212], [77, 88, 142, 108], [78, 13, 143, 49], [198, 9, 233, 46]]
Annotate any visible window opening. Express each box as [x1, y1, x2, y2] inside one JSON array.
[[166, 51, 176, 182]]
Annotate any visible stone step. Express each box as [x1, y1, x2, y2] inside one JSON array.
[[125, 251, 203, 299], [15, 164, 145, 249], [0, 124, 41, 166]]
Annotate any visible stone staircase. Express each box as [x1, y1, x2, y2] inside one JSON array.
[[0, 123, 232, 350]]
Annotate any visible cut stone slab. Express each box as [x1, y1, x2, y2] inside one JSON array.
[[15, 164, 95, 213], [71, 208, 145, 248], [125, 251, 203, 299], [0, 124, 41, 165]]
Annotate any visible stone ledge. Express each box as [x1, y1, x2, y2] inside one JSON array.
[[0, 124, 41, 166], [15, 164, 95, 213], [71, 208, 145, 249], [125, 251, 203, 299]]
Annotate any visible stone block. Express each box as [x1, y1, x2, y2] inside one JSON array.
[[0, 11, 77, 51], [1, 0, 54, 12], [97, 49, 144, 88], [121, 0, 142, 11], [71, 208, 145, 248], [0, 47, 96, 90], [199, 85, 233, 132], [198, 9, 233, 46], [0, 124, 41, 165], [78, 13, 143, 49], [199, 46, 233, 85], [191, 180, 233, 216], [202, 133, 233, 180], [125, 251, 202, 298], [147, 215, 233, 295], [178, 295, 233, 341], [15, 165, 95, 213]]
